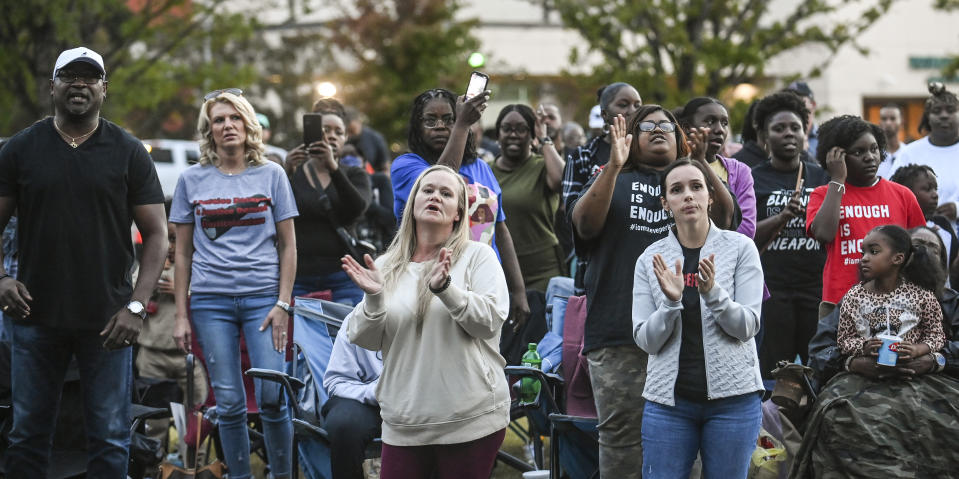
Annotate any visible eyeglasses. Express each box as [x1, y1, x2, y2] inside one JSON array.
[[204, 88, 243, 101], [499, 125, 530, 136], [56, 72, 103, 85], [638, 120, 676, 133], [423, 116, 454, 129]]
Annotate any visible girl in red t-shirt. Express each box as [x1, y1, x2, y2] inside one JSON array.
[[806, 115, 925, 317]]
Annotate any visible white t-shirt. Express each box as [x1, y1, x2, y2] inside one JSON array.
[[892, 136, 959, 204]]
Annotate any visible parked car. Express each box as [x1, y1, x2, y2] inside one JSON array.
[[143, 139, 200, 199]]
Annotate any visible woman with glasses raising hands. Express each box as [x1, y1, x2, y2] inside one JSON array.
[[488, 104, 566, 290], [391, 89, 530, 330], [569, 106, 734, 476]]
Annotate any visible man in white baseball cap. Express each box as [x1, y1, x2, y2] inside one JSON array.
[[52, 46, 106, 80], [0, 46, 167, 476]]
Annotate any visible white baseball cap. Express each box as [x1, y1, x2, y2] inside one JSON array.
[[53, 47, 106, 80]]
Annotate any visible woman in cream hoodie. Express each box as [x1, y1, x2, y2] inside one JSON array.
[[342, 164, 510, 478]]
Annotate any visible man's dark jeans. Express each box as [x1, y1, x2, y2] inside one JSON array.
[[5, 321, 131, 476]]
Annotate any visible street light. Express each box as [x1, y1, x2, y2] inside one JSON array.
[[316, 81, 337, 98]]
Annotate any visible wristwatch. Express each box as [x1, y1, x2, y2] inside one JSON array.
[[275, 300, 293, 315], [540, 136, 554, 145], [126, 300, 147, 320], [933, 352, 947, 373]]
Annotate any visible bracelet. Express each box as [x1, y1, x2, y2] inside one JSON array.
[[829, 181, 846, 194], [844, 356, 856, 372], [275, 300, 292, 315], [429, 275, 452, 294], [0, 274, 10, 282]]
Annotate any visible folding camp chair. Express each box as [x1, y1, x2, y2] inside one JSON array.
[[506, 280, 600, 479], [247, 296, 381, 479]]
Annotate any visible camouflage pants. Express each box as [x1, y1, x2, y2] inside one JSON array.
[[789, 372, 959, 478], [588, 344, 648, 478]]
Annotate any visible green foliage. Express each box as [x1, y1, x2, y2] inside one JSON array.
[[0, 0, 261, 137], [933, 0, 959, 76], [545, 0, 896, 107], [324, 0, 480, 148]]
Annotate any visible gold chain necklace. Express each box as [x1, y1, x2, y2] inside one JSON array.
[[53, 119, 98, 148]]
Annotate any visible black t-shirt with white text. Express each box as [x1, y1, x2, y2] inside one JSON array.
[[751, 160, 829, 294], [0, 118, 164, 330], [675, 245, 708, 402], [573, 165, 672, 353]]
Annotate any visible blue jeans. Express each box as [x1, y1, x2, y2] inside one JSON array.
[[5, 322, 132, 476], [642, 393, 761, 479], [191, 293, 293, 479], [293, 270, 364, 306]]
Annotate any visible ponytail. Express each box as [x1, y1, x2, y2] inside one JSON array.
[[903, 242, 944, 298]]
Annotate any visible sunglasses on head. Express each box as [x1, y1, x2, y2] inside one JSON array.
[[204, 88, 243, 101]]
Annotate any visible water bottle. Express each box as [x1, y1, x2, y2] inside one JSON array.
[[520, 343, 542, 404]]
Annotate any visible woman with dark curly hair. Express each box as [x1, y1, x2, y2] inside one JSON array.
[[748, 91, 830, 378], [390, 88, 530, 327], [891, 83, 959, 220], [806, 115, 924, 318]]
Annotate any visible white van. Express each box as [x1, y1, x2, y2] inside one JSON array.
[[143, 139, 200, 199]]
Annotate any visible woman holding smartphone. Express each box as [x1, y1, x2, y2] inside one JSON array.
[[632, 158, 765, 478], [171, 90, 297, 479], [391, 88, 530, 328], [287, 98, 371, 305]]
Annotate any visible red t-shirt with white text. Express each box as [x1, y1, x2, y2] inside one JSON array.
[[805, 178, 924, 303]]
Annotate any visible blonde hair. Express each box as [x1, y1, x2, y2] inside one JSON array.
[[196, 92, 266, 166], [379, 165, 472, 318]]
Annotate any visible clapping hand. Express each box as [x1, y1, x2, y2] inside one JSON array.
[[608, 114, 632, 169], [653, 254, 683, 302], [687, 127, 708, 163], [428, 248, 453, 291], [697, 254, 716, 295], [341, 254, 383, 295]]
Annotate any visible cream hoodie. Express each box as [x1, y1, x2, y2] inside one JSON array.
[[347, 241, 511, 446]]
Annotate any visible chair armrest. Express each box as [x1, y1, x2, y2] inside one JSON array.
[[244, 368, 306, 391], [504, 366, 564, 412], [504, 366, 565, 387]]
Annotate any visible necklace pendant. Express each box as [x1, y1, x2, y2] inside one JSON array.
[[69, 140, 78, 148]]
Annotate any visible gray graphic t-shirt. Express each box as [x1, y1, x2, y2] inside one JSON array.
[[170, 161, 298, 295]]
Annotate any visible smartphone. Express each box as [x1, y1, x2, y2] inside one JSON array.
[[465, 71, 489, 101], [303, 113, 324, 146]]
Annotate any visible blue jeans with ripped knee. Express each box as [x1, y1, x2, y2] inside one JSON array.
[[191, 293, 292, 479]]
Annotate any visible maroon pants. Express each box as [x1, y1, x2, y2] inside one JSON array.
[[380, 428, 506, 479]]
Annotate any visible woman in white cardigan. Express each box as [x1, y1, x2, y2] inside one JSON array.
[[632, 158, 765, 479], [342, 165, 510, 479]]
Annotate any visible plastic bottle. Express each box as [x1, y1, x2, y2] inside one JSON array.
[[520, 343, 542, 404]]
